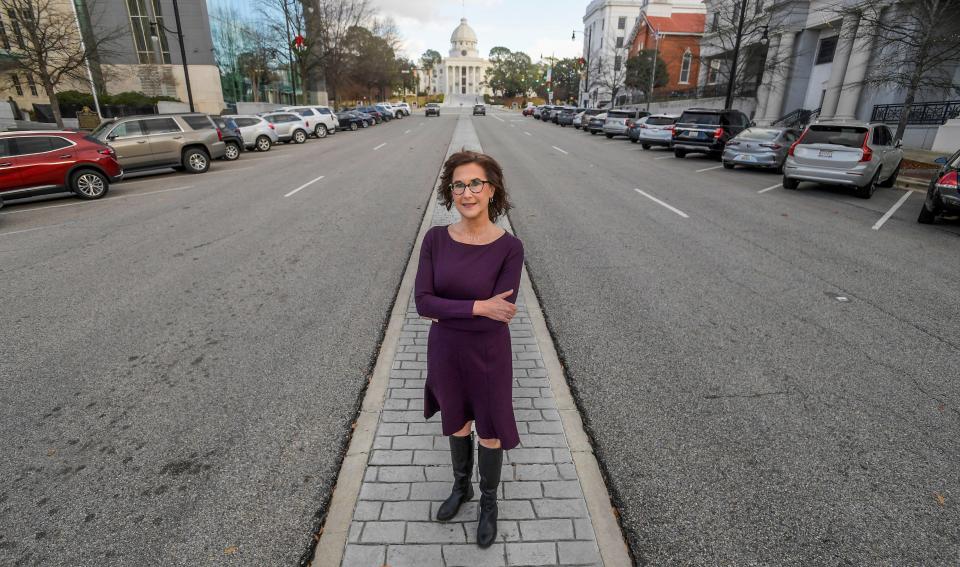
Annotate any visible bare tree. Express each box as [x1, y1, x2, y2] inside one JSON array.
[[302, 0, 374, 106], [832, 0, 960, 141], [1, 0, 122, 127], [588, 44, 631, 107]]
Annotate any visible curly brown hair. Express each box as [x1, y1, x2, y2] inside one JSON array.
[[438, 150, 513, 223]]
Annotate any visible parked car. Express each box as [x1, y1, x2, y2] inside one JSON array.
[[391, 102, 411, 117], [260, 112, 310, 144], [282, 105, 338, 138], [212, 116, 243, 161], [473, 104, 486, 116], [918, 149, 960, 223], [574, 109, 603, 130], [374, 104, 395, 121], [522, 105, 535, 117], [532, 106, 543, 119], [353, 111, 375, 127], [425, 103, 441, 117], [782, 121, 903, 199], [540, 105, 558, 122], [353, 107, 383, 124], [0, 131, 123, 202], [721, 127, 799, 172], [672, 108, 751, 158], [603, 109, 649, 138], [335, 111, 365, 131], [231, 115, 278, 151], [91, 113, 226, 174], [556, 107, 581, 127], [586, 112, 608, 134], [627, 114, 678, 148]]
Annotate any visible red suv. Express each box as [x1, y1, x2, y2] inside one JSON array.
[[0, 131, 123, 203]]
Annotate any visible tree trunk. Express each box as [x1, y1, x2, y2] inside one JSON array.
[[895, 74, 921, 143], [42, 78, 64, 129]]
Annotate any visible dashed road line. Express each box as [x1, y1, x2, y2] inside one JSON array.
[[551, 146, 569, 155], [0, 185, 195, 216], [373, 143, 387, 151], [696, 165, 724, 173], [634, 188, 689, 218], [757, 184, 780, 194], [655, 155, 674, 160], [284, 175, 325, 198], [491, 115, 505, 122], [523, 131, 532, 136], [872, 190, 912, 230], [403, 129, 411, 134]]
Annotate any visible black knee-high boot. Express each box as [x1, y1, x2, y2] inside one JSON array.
[[476, 444, 503, 547], [436, 433, 474, 521]]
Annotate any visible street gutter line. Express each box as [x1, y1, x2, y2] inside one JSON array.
[[492, 115, 505, 122], [872, 190, 912, 230], [552, 146, 569, 155], [0, 185, 194, 216], [696, 165, 724, 173], [635, 188, 689, 218], [655, 155, 674, 160], [757, 184, 780, 194], [284, 175, 325, 198], [373, 143, 387, 151], [0, 224, 58, 237]]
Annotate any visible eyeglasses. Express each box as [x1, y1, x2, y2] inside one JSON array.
[[449, 178, 490, 195]]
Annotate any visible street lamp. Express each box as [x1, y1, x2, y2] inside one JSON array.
[[149, 0, 194, 112]]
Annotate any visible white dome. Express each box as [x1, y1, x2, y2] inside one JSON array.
[[450, 18, 477, 43]]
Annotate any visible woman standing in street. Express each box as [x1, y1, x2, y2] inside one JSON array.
[[414, 150, 524, 548]]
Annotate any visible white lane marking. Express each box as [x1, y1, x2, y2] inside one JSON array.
[[510, 124, 515, 128], [872, 190, 912, 230], [523, 131, 532, 136], [0, 185, 194, 216], [373, 143, 387, 151], [655, 155, 674, 160], [491, 115, 505, 122], [551, 146, 569, 155], [403, 129, 411, 134], [284, 175, 325, 198], [696, 165, 724, 173], [634, 189, 689, 218], [757, 184, 780, 194], [0, 224, 57, 237]]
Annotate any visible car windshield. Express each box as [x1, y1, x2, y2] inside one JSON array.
[[646, 116, 676, 126], [802, 125, 868, 147], [680, 112, 721, 125], [90, 120, 114, 138], [737, 128, 781, 140], [607, 110, 632, 118]]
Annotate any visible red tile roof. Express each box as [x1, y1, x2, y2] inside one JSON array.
[[645, 14, 706, 35]]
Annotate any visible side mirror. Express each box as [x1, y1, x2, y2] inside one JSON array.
[[749, 121, 756, 127], [934, 156, 948, 165], [895, 139, 903, 148], [107, 134, 117, 141]]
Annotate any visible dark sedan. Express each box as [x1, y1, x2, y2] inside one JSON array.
[[335, 112, 365, 131], [212, 115, 243, 161], [918, 148, 960, 224], [722, 127, 800, 173], [425, 103, 440, 117], [556, 107, 582, 127]]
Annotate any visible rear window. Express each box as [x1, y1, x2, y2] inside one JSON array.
[[233, 117, 257, 127], [15, 136, 53, 154], [182, 115, 214, 130], [607, 110, 632, 118], [801, 125, 868, 147], [646, 116, 676, 126], [738, 128, 780, 140], [679, 112, 721, 125]]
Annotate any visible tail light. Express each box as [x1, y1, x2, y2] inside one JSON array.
[[305, 121, 310, 128], [626, 120, 634, 128], [713, 127, 724, 138], [760, 143, 782, 149], [665, 125, 674, 131], [640, 123, 649, 129], [859, 132, 872, 162], [268, 123, 276, 130], [97, 147, 115, 156], [788, 129, 808, 157], [216, 128, 223, 141], [935, 170, 958, 190]]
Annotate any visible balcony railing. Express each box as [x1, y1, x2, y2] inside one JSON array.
[[870, 100, 960, 126]]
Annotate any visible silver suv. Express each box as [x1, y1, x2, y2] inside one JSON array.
[[783, 121, 903, 199], [260, 112, 310, 144], [232, 115, 279, 151], [91, 113, 226, 174]]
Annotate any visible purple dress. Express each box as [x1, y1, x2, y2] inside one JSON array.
[[414, 224, 525, 450]]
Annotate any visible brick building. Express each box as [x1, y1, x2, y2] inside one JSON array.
[[627, 3, 706, 99]]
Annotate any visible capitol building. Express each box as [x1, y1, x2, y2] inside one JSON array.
[[421, 18, 493, 104]]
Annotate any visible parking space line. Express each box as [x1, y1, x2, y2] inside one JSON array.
[[757, 184, 780, 194], [695, 165, 724, 173], [373, 143, 387, 151], [491, 115, 505, 122], [403, 129, 411, 134], [523, 131, 532, 136], [634, 189, 689, 218], [655, 155, 674, 160], [284, 175, 325, 198], [551, 146, 569, 155], [872, 190, 912, 230], [0, 185, 195, 216], [0, 224, 59, 237]]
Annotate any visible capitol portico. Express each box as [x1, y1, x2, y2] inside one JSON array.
[[422, 18, 492, 103]]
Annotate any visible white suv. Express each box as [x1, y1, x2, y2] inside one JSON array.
[[282, 105, 339, 138], [392, 102, 411, 117]]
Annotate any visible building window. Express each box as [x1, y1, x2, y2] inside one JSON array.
[[10, 74, 22, 96], [815, 35, 838, 65], [0, 20, 9, 50], [706, 59, 721, 84], [599, 36, 603, 49], [26, 73, 37, 96], [614, 55, 622, 71], [679, 50, 692, 84], [615, 36, 624, 49], [8, 10, 24, 49], [710, 12, 720, 32], [618, 16, 626, 29], [127, 0, 171, 64]]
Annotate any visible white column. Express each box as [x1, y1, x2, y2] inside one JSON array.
[[469, 66, 473, 93], [818, 13, 859, 121], [760, 32, 796, 125], [753, 34, 782, 125], [833, 19, 877, 121]]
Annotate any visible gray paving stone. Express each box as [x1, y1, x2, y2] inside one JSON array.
[[353, 501, 382, 521], [348, 521, 363, 543], [369, 449, 413, 465], [424, 465, 453, 481], [385, 544, 443, 566], [405, 521, 466, 543], [498, 499, 536, 520], [376, 422, 408, 436], [514, 464, 560, 481], [464, 519, 521, 543], [430, 500, 478, 522], [383, 398, 408, 410], [557, 463, 578, 479], [542, 481, 583, 499], [505, 542, 557, 565], [533, 499, 588, 518], [377, 466, 426, 483], [528, 421, 564, 434], [364, 467, 378, 482], [409, 422, 443, 435], [400, 361, 427, 369], [573, 518, 596, 540], [391, 388, 424, 399], [382, 410, 426, 423], [511, 397, 533, 409], [552, 448, 573, 463], [359, 521, 406, 543], [506, 448, 554, 464], [558, 541, 602, 564], [442, 543, 506, 566], [512, 387, 542, 398], [372, 436, 392, 450], [410, 481, 453, 500], [516, 378, 550, 389], [341, 544, 385, 567], [518, 519, 575, 541], [359, 483, 410, 501], [392, 435, 436, 450], [380, 501, 432, 521], [513, 409, 543, 421], [533, 397, 558, 409], [503, 481, 543, 500], [413, 450, 450, 465]]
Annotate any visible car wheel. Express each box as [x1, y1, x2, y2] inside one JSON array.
[[856, 170, 879, 199], [350, 122, 358, 131], [293, 129, 307, 144], [879, 162, 901, 188], [71, 168, 109, 200], [605, 133, 614, 139], [590, 131, 596, 135], [917, 198, 940, 224], [256, 135, 272, 151], [183, 148, 210, 173], [561, 124, 566, 127], [723, 161, 734, 169], [674, 149, 686, 158], [641, 144, 651, 150], [314, 124, 328, 138], [224, 141, 240, 161], [630, 138, 637, 143], [782, 176, 799, 190]]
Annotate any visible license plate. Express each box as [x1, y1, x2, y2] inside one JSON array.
[[735, 154, 755, 162], [818, 149, 833, 158]]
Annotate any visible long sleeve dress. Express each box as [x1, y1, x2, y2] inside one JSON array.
[[414, 224, 525, 450]]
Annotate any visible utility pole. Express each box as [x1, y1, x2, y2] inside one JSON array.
[[646, 25, 660, 112], [170, 0, 194, 112], [724, 0, 748, 110]]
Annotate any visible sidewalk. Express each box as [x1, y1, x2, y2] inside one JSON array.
[[312, 112, 631, 567]]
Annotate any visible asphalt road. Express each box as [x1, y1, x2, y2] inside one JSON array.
[[0, 114, 456, 566], [473, 110, 959, 565]]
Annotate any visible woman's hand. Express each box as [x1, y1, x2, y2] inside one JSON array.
[[474, 289, 517, 324]]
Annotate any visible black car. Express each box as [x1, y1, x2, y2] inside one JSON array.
[[335, 112, 365, 131], [556, 107, 582, 127], [355, 106, 384, 124], [671, 108, 752, 158], [473, 104, 486, 116], [425, 103, 440, 117], [918, 148, 960, 224], [212, 115, 243, 161], [540, 105, 558, 122]]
